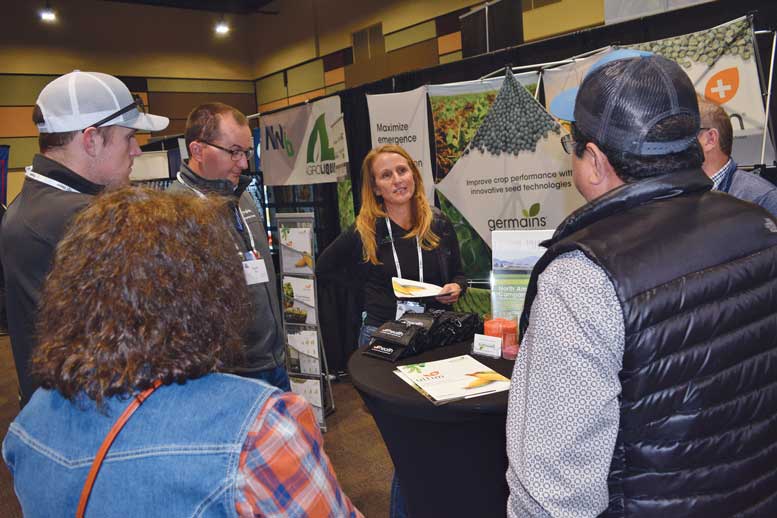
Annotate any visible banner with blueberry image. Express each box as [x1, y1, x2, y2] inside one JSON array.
[[431, 69, 585, 274], [543, 17, 774, 166]]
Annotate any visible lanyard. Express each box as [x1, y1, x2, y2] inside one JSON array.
[[176, 172, 257, 255], [385, 217, 423, 282], [25, 168, 82, 193]]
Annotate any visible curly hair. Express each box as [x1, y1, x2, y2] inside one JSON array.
[[356, 144, 439, 265], [31, 187, 250, 406]]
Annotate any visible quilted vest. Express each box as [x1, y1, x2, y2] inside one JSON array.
[[521, 169, 777, 517]]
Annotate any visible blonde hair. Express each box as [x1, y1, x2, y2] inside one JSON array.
[[355, 144, 439, 265]]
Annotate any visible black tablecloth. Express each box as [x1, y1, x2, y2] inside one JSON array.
[[348, 342, 515, 518]]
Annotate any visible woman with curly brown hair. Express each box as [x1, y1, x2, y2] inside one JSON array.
[[2, 187, 361, 518]]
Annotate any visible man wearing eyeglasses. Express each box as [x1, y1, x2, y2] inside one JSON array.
[[0, 70, 169, 407], [697, 95, 777, 217], [168, 103, 289, 391], [506, 50, 777, 517]]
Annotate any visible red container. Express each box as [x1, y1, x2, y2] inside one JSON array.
[[484, 318, 519, 360], [501, 320, 518, 360]]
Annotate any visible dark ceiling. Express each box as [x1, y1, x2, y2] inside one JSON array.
[[102, 0, 279, 15]]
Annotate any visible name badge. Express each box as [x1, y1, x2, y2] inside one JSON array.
[[243, 258, 269, 285], [395, 300, 424, 320]]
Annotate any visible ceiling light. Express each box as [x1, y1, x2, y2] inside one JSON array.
[[215, 20, 230, 35], [40, 7, 57, 22]]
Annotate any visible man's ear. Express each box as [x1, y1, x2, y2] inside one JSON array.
[[698, 128, 719, 153], [81, 127, 101, 157], [587, 142, 623, 191], [584, 142, 608, 186], [189, 140, 203, 162]]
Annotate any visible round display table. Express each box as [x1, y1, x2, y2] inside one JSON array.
[[349, 342, 514, 518]]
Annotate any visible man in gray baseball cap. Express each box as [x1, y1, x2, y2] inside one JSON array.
[[0, 70, 169, 407], [506, 50, 777, 517]]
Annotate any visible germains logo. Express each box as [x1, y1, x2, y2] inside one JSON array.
[[705, 68, 739, 104], [488, 203, 547, 231]]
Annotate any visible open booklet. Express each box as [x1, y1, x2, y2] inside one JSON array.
[[394, 355, 510, 405], [392, 277, 454, 299]]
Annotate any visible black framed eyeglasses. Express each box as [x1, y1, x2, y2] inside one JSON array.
[[199, 140, 254, 161], [561, 133, 575, 155], [87, 95, 146, 130]]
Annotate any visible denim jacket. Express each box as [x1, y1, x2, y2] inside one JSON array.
[[3, 373, 276, 517]]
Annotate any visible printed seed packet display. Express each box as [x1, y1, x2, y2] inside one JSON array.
[[282, 276, 317, 325], [287, 328, 320, 375], [280, 226, 314, 275]]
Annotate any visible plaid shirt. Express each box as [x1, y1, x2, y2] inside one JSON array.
[[235, 392, 362, 517], [710, 158, 734, 190]]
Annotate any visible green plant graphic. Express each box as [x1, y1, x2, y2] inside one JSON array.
[[307, 114, 335, 162], [522, 203, 541, 218]]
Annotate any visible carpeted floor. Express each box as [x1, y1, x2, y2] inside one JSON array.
[[0, 335, 393, 517]]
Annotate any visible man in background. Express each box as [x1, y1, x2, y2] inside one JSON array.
[[168, 103, 289, 390], [697, 94, 777, 216], [507, 50, 777, 517], [0, 70, 168, 406]]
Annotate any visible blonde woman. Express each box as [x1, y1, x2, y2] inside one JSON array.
[[317, 144, 466, 349]]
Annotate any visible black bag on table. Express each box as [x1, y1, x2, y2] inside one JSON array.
[[364, 310, 481, 361]]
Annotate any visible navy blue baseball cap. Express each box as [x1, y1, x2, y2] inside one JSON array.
[[550, 49, 700, 156]]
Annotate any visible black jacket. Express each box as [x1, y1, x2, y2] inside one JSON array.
[[0, 155, 103, 406], [522, 169, 777, 517], [168, 164, 285, 373], [317, 209, 467, 327]]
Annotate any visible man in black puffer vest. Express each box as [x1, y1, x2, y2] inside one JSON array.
[[506, 49, 777, 518]]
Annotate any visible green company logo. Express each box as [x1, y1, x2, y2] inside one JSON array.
[[307, 114, 335, 162], [284, 134, 294, 157], [305, 114, 337, 176], [522, 203, 540, 218], [488, 203, 547, 231]]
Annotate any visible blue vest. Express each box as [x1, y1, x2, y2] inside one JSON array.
[[3, 373, 277, 517]]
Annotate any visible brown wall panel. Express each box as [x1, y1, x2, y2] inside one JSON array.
[[387, 39, 439, 77], [259, 99, 290, 113], [147, 92, 257, 121], [437, 32, 462, 56], [7, 170, 26, 205], [287, 88, 327, 106], [324, 67, 346, 87], [153, 119, 187, 138], [344, 53, 390, 88], [0, 107, 37, 138], [0, 137, 39, 169]]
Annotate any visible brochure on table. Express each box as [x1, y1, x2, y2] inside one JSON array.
[[490, 230, 553, 322], [394, 355, 510, 405], [277, 212, 333, 430]]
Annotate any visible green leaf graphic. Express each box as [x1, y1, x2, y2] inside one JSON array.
[[522, 209, 529, 218], [529, 203, 541, 217]]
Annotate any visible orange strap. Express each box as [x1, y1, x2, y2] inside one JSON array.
[[76, 380, 162, 518]]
